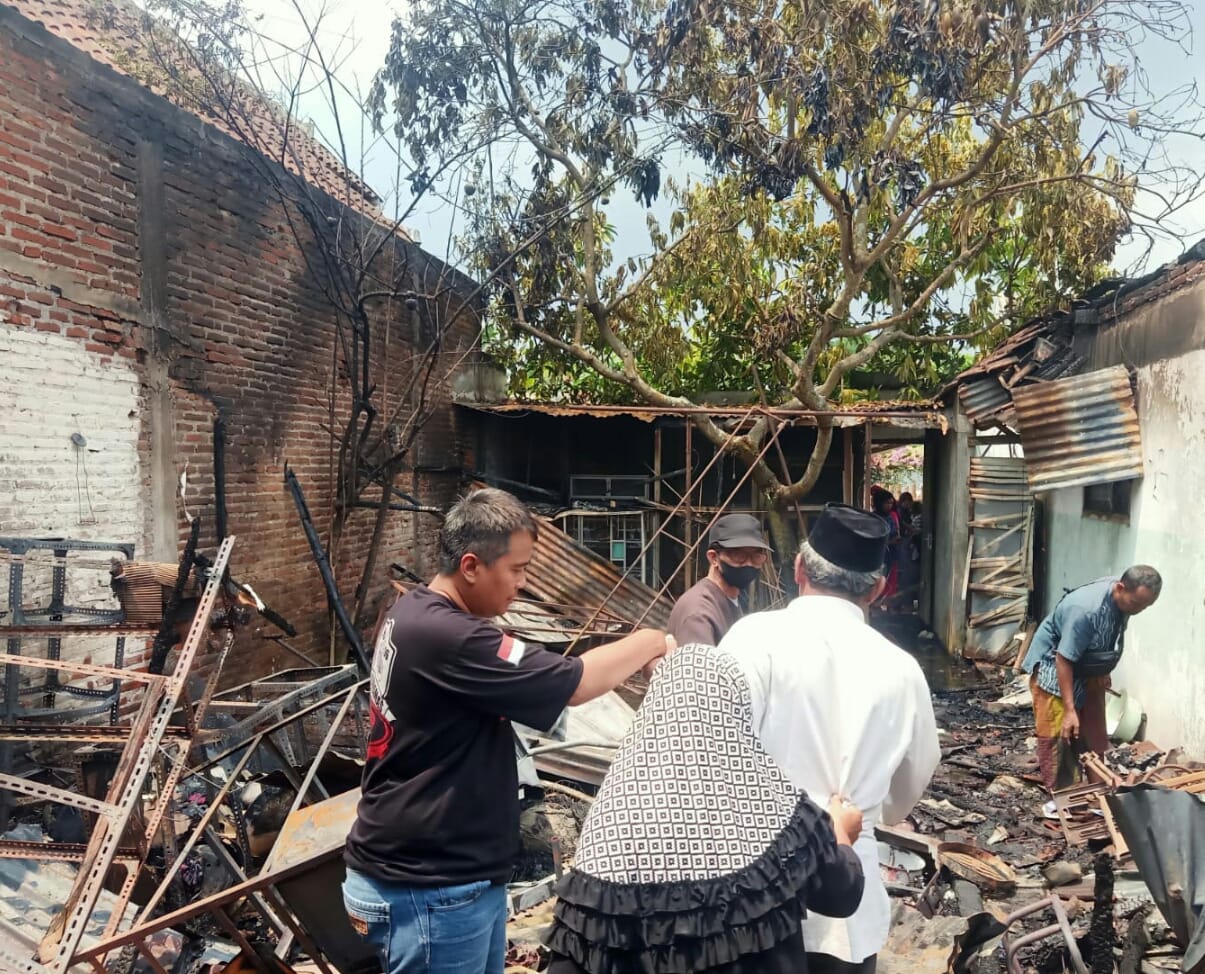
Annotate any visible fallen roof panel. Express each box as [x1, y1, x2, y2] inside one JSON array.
[[526, 516, 673, 633]]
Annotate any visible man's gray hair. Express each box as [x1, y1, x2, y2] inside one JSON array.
[[1121, 564, 1162, 596], [438, 488, 537, 575], [798, 539, 882, 600]]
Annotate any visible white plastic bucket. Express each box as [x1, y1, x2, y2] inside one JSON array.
[[1106, 690, 1144, 742]]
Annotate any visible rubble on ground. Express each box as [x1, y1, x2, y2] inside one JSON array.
[[5, 528, 1204, 974], [0, 518, 648, 973], [871, 673, 1205, 974]]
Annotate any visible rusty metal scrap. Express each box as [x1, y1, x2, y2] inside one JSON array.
[[74, 686, 370, 974], [937, 842, 1018, 895], [1002, 896, 1089, 974], [1138, 768, 1205, 794], [37, 536, 236, 973], [1053, 779, 1113, 848], [0, 839, 140, 862], [1081, 751, 1125, 789], [0, 526, 377, 974], [1051, 752, 1205, 862]]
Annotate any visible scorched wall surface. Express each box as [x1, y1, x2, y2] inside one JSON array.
[[0, 7, 474, 681]]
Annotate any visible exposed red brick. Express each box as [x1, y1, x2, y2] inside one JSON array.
[[1, 11, 477, 684]]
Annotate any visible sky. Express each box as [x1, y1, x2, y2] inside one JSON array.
[[236, 0, 1205, 277]]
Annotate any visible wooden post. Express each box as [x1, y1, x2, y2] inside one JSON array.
[[652, 425, 663, 585], [862, 423, 874, 508], [684, 421, 694, 586], [842, 428, 854, 505]]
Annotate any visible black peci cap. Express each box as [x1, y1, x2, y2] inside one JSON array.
[[808, 504, 889, 573]]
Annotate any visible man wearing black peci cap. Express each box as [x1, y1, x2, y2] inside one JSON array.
[[667, 512, 772, 646], [720, 504, 940, 974]]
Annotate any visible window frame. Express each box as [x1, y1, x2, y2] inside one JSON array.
[[1082, 479, 1133, 523]]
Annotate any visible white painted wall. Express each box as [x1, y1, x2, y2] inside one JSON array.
[[0, 319, 149, 623], [1043, 348, 1205, 755]]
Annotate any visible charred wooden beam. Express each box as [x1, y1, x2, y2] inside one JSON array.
[[283, 465, 368, 673]]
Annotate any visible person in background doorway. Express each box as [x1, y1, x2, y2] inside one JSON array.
[[720, 504, 940, 974], [667, 512, 771, 646], [1020, 565, 1162, 792], [869, 489, 901, 604], [908, 501, 924, 565], [343, 487, 672, 974], [894, 493, 921, 606]]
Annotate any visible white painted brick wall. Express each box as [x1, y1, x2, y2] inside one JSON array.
[[1, 318, 152, 706], [0, 321, 146, 547]]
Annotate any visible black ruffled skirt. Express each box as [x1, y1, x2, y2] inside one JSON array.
[[544, 795, 838, 974]]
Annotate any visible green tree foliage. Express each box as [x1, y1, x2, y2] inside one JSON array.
[[379, 0, 1201, 546]]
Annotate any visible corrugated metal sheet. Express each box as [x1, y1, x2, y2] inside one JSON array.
[[527, 516, 673, 632], [1011, 366, 1144, 492], [0, 844, 164, 973], [959, 376, 1013, 425]]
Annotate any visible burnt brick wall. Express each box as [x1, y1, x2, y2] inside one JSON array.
[[0, 8, 476, 683]]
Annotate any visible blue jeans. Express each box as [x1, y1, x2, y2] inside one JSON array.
[[342, 868, 507, 974]]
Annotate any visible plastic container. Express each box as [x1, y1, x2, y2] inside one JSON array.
[[1106, 689, 1144, 742]]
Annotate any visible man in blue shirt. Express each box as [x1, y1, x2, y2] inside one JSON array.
[[1021, 565, 1162, 791]]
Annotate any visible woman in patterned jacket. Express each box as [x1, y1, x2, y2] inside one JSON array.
[[544, 643, 865, 974]]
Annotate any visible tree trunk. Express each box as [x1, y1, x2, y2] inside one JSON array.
[[353, 466, 400, 629], [764, 500, 798, 565], [764, 497, 801, 599]]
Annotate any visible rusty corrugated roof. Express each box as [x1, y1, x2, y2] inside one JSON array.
[[460, 400, 945, 428], [6, 0, 383, 218], [1011, 366, 1144, 492], [958, 375, 1013, 426], [526, 515, 673, 632]]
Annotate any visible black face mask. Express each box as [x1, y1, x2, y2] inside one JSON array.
[[718, 562, 760, 590]]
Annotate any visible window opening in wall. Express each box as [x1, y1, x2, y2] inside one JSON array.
[[1082, 479, 1133, 520], [557, 511, 659, 585], [568, 475, 650, 503]]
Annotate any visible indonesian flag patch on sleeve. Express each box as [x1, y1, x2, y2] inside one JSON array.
[[497, 634, 527, 666]]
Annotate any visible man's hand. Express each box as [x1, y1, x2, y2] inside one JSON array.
[[570, 630, 676, 706], [828, 795, 863, 846], [1061, 708, 1081, 741], [641, 634, 676, 680]]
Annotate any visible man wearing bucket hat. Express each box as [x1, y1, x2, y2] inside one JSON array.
[[667, 512, 772, 646], [720, 504, 940, 974]]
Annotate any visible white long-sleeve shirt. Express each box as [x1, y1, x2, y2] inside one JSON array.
[[720, 595, 940, 964]]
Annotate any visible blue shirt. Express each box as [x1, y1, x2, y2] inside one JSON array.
[[1021, 577, 1126, 708]]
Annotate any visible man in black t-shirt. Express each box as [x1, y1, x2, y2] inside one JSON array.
[[343, 487, 671, 974]]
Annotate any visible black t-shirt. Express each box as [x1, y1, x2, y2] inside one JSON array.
[[344, 585, 584, 886]]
